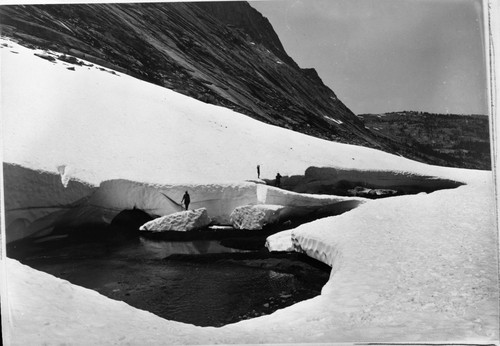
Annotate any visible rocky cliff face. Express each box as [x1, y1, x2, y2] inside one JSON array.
[[0, 2, 387, 149]]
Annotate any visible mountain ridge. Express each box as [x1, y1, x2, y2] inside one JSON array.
[[358, 111, 491, 170]]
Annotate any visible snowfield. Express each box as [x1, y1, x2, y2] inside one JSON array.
[[1, 37, 498, 344]]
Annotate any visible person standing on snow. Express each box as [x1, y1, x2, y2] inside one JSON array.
[[181, 191, 191, 210], [275, 173, 282, 188], [257, 164, 261, 179]]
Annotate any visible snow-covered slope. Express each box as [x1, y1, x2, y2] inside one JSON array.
[[1, 37, 498, 344], [1, 38, 475, 186]]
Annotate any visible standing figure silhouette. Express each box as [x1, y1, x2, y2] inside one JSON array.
[[275, 173, 282, 188], [181, 191, 191, 210]]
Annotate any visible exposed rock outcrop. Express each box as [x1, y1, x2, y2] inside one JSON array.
[[347, 186, 397, 198], [278, 167, 463, 196]]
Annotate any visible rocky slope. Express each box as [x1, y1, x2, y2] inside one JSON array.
[[359, 111, 491, 170], [0, 2, 387, 149]]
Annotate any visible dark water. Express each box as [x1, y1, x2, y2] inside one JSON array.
[[12, 236, 330, 327]]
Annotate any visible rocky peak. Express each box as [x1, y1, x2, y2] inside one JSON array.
[[194, 1, 297, 68]]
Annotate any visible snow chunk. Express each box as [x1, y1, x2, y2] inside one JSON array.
[[56, 164, 73, 188], [139, 208, 210, 232], [266, 229, 294, 251], [230, 204, 284, 230]]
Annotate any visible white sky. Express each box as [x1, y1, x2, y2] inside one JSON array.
[[250, 0, 489, 115]]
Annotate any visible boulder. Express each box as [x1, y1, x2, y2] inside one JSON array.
[[230, 204, 285, 230], [139, 208, 210, 232]]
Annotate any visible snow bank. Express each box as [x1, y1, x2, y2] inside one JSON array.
[[264, 172, 498, 342], [2, 163, 95, 242], [88, 180, 260, 225], [140, 208, 210, 232], [4, 173, 497, 344], [13, 177, 362, 239]]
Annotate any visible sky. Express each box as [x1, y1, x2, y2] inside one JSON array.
[[250, 0, 489, 115]]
